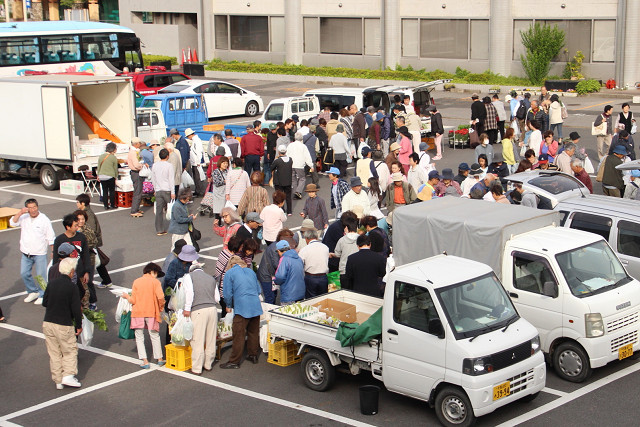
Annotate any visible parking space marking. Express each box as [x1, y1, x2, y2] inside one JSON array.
[[574, 100, 617, 111], [0, 420, 23, 427], [0, 183, 31, 189], [161, 368, 376, 427], [496, 361, 640, 427], [0, 207, 126, 234], [0, 291, 26, 301], [0, 188, 77, 203], [542, 387, 568, 397], [0, 370, 151, 423], [197, 254, 218, 261]]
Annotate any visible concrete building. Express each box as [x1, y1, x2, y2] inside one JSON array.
[[119, 0, 640, 87]]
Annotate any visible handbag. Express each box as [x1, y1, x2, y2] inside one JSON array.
[[592, 118, 607, 136], [201, 183, 215, 208], [118, 311, 135, 340], [96, 248, 110, 267], [596, 156, 607, 182], [323, 148, 335, 165], [469, 125, 480, 149], [561, 105, 569, 120]]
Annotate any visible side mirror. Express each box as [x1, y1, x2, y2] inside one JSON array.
[[428, 318, 445, 339], [543, 281, 558, 298]]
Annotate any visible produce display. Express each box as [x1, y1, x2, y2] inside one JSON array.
[[278, 303, 319, 320], [217, 320, 232, 339]]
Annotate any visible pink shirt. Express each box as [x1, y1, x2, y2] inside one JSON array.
[[260, 204, 287, 242], [398, 136, 412, 165]]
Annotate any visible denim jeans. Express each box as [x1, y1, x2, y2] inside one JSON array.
[[262, 159, 272, 185], [550, 123, 563, 140], [260, 281, 277, 304], [244, 155, 261, 175], [21, 253, 48, 296]]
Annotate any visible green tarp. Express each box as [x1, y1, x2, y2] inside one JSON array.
[[335, 307, 383, 347]]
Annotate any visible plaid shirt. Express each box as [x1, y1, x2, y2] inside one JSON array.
[[484, 103, 498, 130], [330, 179, 351, 213], [303, 196, 329, 230]]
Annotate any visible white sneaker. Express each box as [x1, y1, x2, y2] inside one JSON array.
[[34, 297, 43, 305], [61, 375, 81, 388], [56, 383, 64, 390], [24, 292, 39, 303]]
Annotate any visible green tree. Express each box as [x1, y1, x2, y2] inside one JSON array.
[[520, 23, 565, 85]]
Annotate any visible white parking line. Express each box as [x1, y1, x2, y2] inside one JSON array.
[[542, 387, 568, 397], [197, 254, 218, 261], [0, 370, 151, 423], [0, 183, 31, 189], [0, 420, 24, 427], [0, 188, 77, 203], [0, 291, 26, 301], [496, 361, 640, 427], [0, 207, 125, 233]]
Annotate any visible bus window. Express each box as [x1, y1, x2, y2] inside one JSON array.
[[0, 37, 39, 65], [41, 35, 80, 62], [81, 33, 119, 61]]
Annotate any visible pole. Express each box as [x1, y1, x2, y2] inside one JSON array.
[[22, 0, 26, 21]]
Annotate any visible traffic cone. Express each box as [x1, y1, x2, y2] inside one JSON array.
[[187, 47, 192, 64], [192, 49, 198, 63], [181, 49, 186, 66]]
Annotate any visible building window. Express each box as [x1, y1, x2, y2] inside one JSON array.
[[364, 18, 381, 56], [320, 18, 362, 55], [215, 15, 228, 50], [514, 20, 597, 63], [303, 17, 319, 54], [470, 20, 489, 60], [230, 16, 269, 51], [512, 20, 533, 60], [420, 19, 468, 60], [270, 16, 285, 53], [401, 19, 418, 57], [542, 20, 591, 62], [593, 20, 615, 62]]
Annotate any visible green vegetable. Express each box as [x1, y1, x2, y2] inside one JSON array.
[[83, 309, 108, 332], [35, 275, 47, 291]]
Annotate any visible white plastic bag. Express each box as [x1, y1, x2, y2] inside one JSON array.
[[632, 122, 637, 135], [223, 309, 234, 327], [171, 310, 187, 346], [166, 200, 175, 221], [583, 156, 595, 174], [180, 170, 194, 189], [115, 296, 132, 323], [183, 317, 194, 341], [139, 165, 151, 178], [259, 323, 269, 353], [511, 119, 520, 137], [168, 279, 186, 312], [80, 314, 94, 347], [93, 248, 101, 268], [224, 200, 236, 210]]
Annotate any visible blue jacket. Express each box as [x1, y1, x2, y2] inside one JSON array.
[[168, 200, 191, 235], [175, 136, 190, 169], [223, 265, 263, 318], [274, 249, 305, 303], [164, 258, 190, 291]]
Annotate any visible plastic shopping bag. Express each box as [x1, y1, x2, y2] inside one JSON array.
[[259, 323, 269, 353], [168, 279, 186, 312], [118, 311, 135, 340], [80, 314, 94, 347], [183, 317, 194, 341], [511, 119, 520, 137], [180, 170, 194, 189], [115, 296, 132, 323], [224, 200, 236, 210], [583, 156, 595, 174], [166, 200, 175, 221], [171, 311, 187, 346]]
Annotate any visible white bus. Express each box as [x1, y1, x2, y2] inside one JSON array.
[[0, 21, 143, 76]]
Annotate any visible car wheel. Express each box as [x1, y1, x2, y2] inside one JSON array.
[[39, 165, 59, 191], [553, 341, 592, 383], [300, 350, 335, 392], [435, 386, 476, 427], [245, 101, 259, 117]]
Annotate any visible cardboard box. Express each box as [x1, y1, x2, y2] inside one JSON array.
[[312, 299, 356, 323], [203, 124, 224, 131], [60, 179, 85, 196], [356, 312, 371, 324]]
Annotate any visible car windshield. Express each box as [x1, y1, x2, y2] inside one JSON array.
[[158, 84, 189, 93], [265, 104, 284, 121], [436, 273, 518, 340], [527, 174, 584, 195], [140, 99, 162, 109], [556, 240, 632, 297]]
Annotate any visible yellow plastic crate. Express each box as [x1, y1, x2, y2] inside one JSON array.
[[0, 216, 9, 230], [267, 334, 302, 367], [165, 344, 192, 371]]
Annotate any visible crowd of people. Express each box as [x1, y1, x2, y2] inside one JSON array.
[[8, 89, 640, 388]]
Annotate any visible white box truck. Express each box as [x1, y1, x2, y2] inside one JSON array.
[[393, 197, 640, 383], [269, 255, 545, 427], [0, 75, 135, 190]]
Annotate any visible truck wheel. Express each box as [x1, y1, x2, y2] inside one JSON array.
[[519, 391, 540, 403], [435, 386, 476, 427], [245, 101, 259, 117], [301, 350, 335, 392], [39, 165, 59, 191], [553, 342, 592, 383]]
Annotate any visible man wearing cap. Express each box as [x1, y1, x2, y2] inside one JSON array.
[[264, 123, 278, 184], [341, 177, 371, 218], [570, 158, 593, 194], [128, 137, 145, 218], [534, 153, 558, 171], [454, 163, 470, 185], [298, 226, 330, 298], [235, 212, 263, 248], [601, 145, 627, 197], [555, 142, 576, 174], [240, 123, 264, 175], [356, 146, 377, 188], [328, 166, 351, 219], [344, 234, 386, 297], [301, 183, 328, 232], [287, 131, 314, 199], [52, 214, 91, 309], [274, 240, 305, 304], [48, 242, 75, 283], [186, 128, 208, 197], [461, 163, 483, 197], [470, 93, 486, 136], [384, 172, 417, 212], [385, 142, 401, 172], [435, 168, 462, 197], [170, 128, 190, 173], [488, 152, 509, 183], [608, 129, 636, 161]]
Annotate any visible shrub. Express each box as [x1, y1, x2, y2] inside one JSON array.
[[520, 23, 565, 85], [143, 55, 178, 67], [575, 79, 601, 95], [562, 51, 585, 80]]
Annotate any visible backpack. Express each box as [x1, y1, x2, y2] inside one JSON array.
[[515, 101, 527, 120]]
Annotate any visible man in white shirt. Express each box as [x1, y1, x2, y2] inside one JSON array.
[[418, 142, 434, 174], [186, 128, 208, 197], [297, 227, 330, 298], [151, 148, 176, 236], [340, 177, 371, 216], [208, 133, 232, 159], [287, 131, 314, 199], [10, 198, 55, 304]]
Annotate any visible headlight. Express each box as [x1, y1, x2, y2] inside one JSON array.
[[585, 313, 604, 338], [463, 357, 494, 375], [531, 335, 541, 354]]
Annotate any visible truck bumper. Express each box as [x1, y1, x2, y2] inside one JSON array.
[[581, 330, 640, 369], [463, 353, 546, 418]]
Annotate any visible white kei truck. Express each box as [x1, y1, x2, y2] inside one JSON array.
[[0, 75, 135, 190], [268, 255, 546, 427], [392, 197, 640, 384]]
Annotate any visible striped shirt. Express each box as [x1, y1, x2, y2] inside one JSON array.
[[340, 115, 354, 140], [225, 168, 251, 205], [237, 185, 270, 217]]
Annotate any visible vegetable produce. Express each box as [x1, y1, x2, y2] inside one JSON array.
[[35, 275, 47, 291], [83, 309, 108, 332]]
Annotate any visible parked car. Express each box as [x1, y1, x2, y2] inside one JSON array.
[[118, 69, 190, 96], [555, 195, 640, 280], [159, 79, 263, 119], [365, 79, 451, 114], [260, 96, 320, 128], [505, 170, 589, 209]]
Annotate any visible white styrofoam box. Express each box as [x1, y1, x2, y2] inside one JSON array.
[[60, 179, 85, 196], [115, 179, 134, 192], [116, 143, 130, 154], [633, 96, 640, 104], [79, 143, 106, 157], [118, 168, 131, 177]]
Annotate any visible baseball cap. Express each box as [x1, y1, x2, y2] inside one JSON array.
[[278, 145, 287, 154], [269, 123, 277, 130], [458, 162, 470, 171], [276, 240, 290, 251], [428, 170, 440, 180], [246, 124, 255, 130], [169, 128, 179, 135], [328, 166, 341, 176], [57, 242, 75, 257], [245, 212, 263, 224], [538, 153, 549, 164]]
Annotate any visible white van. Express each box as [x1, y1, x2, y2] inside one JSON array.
[[365, 79, 451, 114], [260, 96, 320, 128]]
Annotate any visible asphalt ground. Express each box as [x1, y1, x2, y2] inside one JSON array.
[[1, 78, 639, 426]]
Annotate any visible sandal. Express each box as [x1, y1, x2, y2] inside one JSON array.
[[130, 213, 143, 218]]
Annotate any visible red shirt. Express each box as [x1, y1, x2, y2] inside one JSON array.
[[574, 169, 593, 193], [240, 133, 265, 157]]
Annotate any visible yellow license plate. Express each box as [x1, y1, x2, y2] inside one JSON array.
[[618, 343, 634, 360], [492, 381, 511, 401]]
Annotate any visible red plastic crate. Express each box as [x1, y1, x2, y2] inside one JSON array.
[[116, 191, 133, 208]]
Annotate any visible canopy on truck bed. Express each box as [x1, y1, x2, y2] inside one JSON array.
[[392, 198, 561, 278]]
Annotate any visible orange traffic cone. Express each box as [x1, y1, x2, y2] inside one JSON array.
[[181, 49, 186, 66], [192, 49, 198, 63], [187, 47, 192, 64]]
